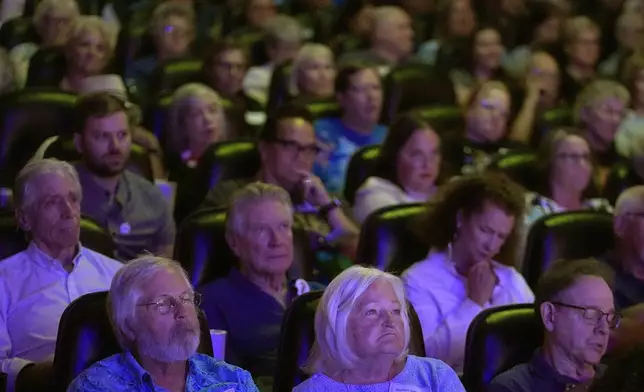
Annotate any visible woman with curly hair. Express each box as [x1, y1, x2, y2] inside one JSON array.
[[402, 172, 534, 372]]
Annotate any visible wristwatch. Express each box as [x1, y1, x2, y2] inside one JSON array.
[[318, 198, 342, 220]]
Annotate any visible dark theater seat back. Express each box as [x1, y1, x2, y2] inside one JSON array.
[[462, 304, 542, 392], [273, 291, 425, 392], [357, 203, 429, 273], [523, 211, 614, 288], [53, 291, 213, 391], [344, 145, 380, 205], [489, 151, 539, 192]]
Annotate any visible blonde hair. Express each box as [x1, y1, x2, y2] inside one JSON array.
[[563, 16, 600, 46], [66, 16, 117, 55], [288, 44, 335, 96], [305, 266, 411, 375], [573, 80, 630, 125], [150, 1, 196, 36], [168, 83, 226, 152]]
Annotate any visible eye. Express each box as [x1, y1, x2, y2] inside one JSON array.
[[392, 308, 402, 315], [365, 309, 378, 316]]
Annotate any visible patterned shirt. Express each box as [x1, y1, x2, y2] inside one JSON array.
[[67, 351, 260, 392], [293, 355, 466, 392], [314, 117, 388, 194]]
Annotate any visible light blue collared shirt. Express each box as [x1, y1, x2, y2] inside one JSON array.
[[67, 351, 260, 392], [0, 242, 123, 392]]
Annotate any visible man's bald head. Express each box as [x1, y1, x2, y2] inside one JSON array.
[[616, 186, 644, 216], [370, 6, 414, 59]]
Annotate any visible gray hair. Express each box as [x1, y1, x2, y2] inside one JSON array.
[[573, 80, 630, 125], [225, 182, 293, 237], [264, 15, 303, 47], [14, 158, 81, 214], [34, 0, 79, 32], [151, 1, 195, 36], [615, 185, 644, 216], [108, 255, 191, 350], [67, 16, 117, 54], [305, 266, 411, 375], [288, 44, 335, 96], [169, 83, 227, 152]]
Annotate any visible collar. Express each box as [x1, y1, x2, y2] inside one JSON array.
[[75, 163, 130, 206], [228, 268, 310, 300], [529, 349, 606, 389], [26, 241, 83, 271], [121, 351, 196, 388]]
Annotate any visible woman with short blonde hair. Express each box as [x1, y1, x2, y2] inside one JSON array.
[[288, 44, 336, 99], [295, 266, 464, 391]]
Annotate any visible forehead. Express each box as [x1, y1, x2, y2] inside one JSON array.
[[35, 171, 79, 196], [477, 87, 510, 104], [356, 279, 399, 305], [559, 275, 614, 308], [85, 111, 128, 133], [531, 54, 558, 70], [405, 128, 439, 146], [141, 268, 190, 298], [164, 14, 190, 25], [476, 28, 500, 41], [186, 95, 216, 108], [350, 69, 380, 86], [555, 135, 589, 152], [471, 200, 515, 225], [219, 49, 245, 61], [277, 118, 315, 140], [575, 28, 599, 40], [243, 199, 292, 224]]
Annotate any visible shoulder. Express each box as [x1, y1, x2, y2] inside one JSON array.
[[488, 362, 533, 392], [356, 177, 402, 197], [190, 354, 255, 384], [67, 353, 128, 391], [314, 117, 342, 140], [402, 251, 447, 283], [124, 171, 166, 204], [80, 247, 123, 273], [198, 274, 235, 297], [406, 355, 453, 374], [0, 250, 28, 275]]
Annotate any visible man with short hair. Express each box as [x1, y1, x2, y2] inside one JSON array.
[[0, 159, 122, 392], [489, 258, 617, 392], [200, 182, 321, 390], [67, 255, 259, 392], [314, 64, 387, 193], [73, 92, 176, 261]]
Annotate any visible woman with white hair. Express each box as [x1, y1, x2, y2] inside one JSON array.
[[60, 16, 116, 92], [294, 266, 465, 392], [288, 44, 336, 101]]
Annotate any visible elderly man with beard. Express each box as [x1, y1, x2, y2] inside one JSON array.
[[73, 92, 176, 261], [67, 255, 259, 392]]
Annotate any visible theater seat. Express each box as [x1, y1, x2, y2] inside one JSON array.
[[462, 304, 542, 392], [523, 211, 614, 288], [534, 107, 572, 146], [51, 291, 213, 391], [147, 59, 202, 97], [25, 47, 67, 87], [356, 203, 429, 273], [488, 151, 538, 192], [602, 161, 643, 205], [43, 137, 155, 182], [0, 372, 5, 392], [411, 105, 464, 134], [175, 207, 316, 287], [193, 140, 261, 203], [305, 99, 341, 120], [266, 61, 294, 114], [343, 145, 380, 205], [0, 17, 38, 49], [273, 291, 426, 392], [0, 209, 116, 260]]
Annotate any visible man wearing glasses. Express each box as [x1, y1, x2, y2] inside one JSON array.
[[489, 258, 618, 392], [68, 255, 259, 392]]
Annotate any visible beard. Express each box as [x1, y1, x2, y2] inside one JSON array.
[[137, 321, 201, 362], [83, 153, 127, 178]]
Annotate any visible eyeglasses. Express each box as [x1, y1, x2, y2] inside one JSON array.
[[550, 301, 621, 329], [273, 138, 321, 158], [555, 153, 591, 164], [137, 292, 202, 315]]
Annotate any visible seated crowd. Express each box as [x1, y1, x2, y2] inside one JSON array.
[[2, 0, 644, 392]]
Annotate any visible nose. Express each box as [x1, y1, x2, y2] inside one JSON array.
[[381, 310, 395, 326], [172, 298, 189, 319]]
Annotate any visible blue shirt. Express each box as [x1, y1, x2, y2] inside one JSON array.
[[198, 269, 319, 386], [293, 355, 465, 392], [66, 351, 259, 392], [313, 117, 388, 194]]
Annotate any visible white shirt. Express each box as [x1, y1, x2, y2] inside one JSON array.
[[0, 242, 122, 392], [353, 177, 430, 224], [402, 250, 534, 372]]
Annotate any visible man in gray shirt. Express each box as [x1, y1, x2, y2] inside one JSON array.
[[72, 92, 176, 261]]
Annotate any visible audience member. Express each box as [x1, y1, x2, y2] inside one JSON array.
[[72, 93, 176, 260], [574, 79, 630, 183], [8, 0, 80, 87], [60, 16, 116, 93], [599, 186, 644, 309], [561, 16, 601, 105], [417, 0, 476, 66], [67, 255, 260, 392], [598, 12, 644, 78], [243, 15, 303, 106], [314, 64, 387, 193], [288, 44, 336, 102], [616, 52, 644, 159], [125, 2, 196, 89], [0, 159, 122, 392], [229, 0, 278, 49], [489, 258, 617, 392], [526, 127, 612, 226], [339, 6, 415, 74], [353, 114, 441, 224], [199, 182, 320, 390], [403, 173, 534, 372], [294, 266, 466, 392], [200, 104, 359, 259]]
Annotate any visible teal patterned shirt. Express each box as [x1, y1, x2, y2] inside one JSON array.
[[66, 352, 259, 392]]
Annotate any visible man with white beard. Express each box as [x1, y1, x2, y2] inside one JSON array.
[[67, 256, 260, 392]]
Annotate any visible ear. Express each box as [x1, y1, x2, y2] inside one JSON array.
[[614, 215, 627, 238], [226, 231, 241, 258], [122, 317, 137, 342], [74, 133, 84, 154], [15, 208, 31, 232], [540, 302, 557, 332]]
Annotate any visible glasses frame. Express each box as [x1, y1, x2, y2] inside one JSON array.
[[137, 292, 202, 315], [550, 301, 621, 329]]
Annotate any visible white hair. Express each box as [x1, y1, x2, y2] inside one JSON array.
[[264, 14, 303, 47], [305, 266, 411, 375], [14, 158, 81, 214], [615, 185, 644, 216], [108, 255, 192, 351], [169, 83, 227, 151], [288, 43, 334, 96], [67, 16, 117, 54], [34, 0, 79, 32], [225, 182, 293, 237]]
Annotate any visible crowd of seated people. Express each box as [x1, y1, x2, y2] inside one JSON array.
[[2, 0, 644, 392]]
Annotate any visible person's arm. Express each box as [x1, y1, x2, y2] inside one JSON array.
[[434, 360, 466, 391], [508, 87, 540, 144], [0, 280, 33, 392], [152, 197, 176, 258]]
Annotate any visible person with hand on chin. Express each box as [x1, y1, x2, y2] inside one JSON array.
[[402, 173, 534, 372]]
